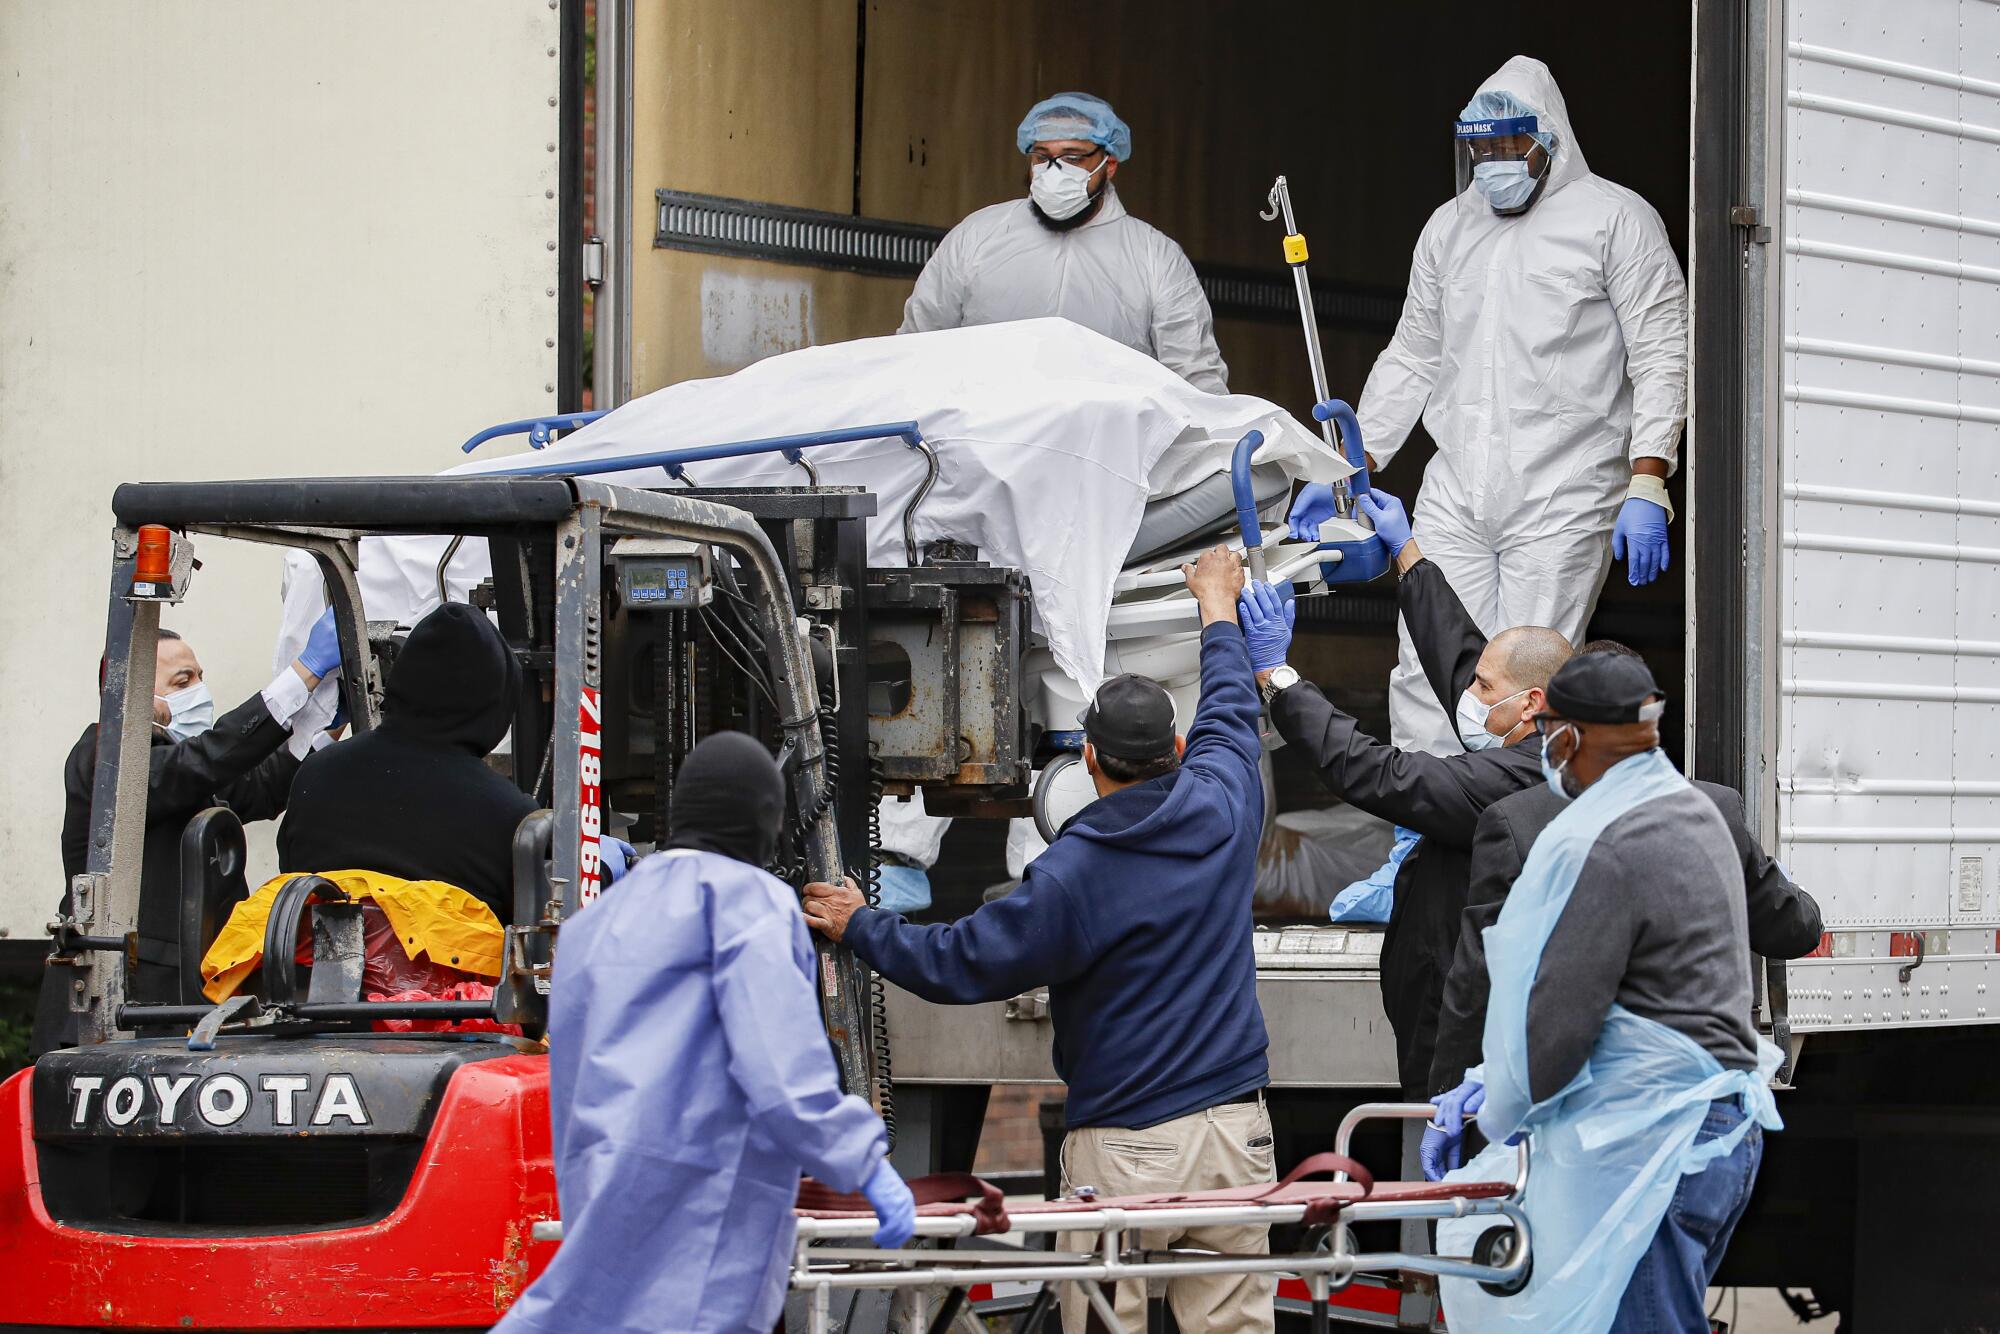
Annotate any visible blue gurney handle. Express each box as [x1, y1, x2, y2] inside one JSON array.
[[1312, 400, 1371, 498], [461, 412, 611, 454], [1230, 429, 1267, 554]]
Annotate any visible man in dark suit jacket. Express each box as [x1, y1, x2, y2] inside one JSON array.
[[1426, 641, 1824, 1095]]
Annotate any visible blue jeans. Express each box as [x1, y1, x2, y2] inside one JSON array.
[[1611, 1098, 1764, 1333]]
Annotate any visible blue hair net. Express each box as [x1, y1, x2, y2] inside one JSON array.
[[1016, 92, 1132, 161], [1459, 88, 1556, 156]]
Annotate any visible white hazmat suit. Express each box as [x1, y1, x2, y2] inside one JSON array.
[[1361, 57, 1688, 754], [900, 188, 1229, 395]]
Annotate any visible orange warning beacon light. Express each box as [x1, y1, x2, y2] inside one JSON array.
[[131, 524, 187, 600]]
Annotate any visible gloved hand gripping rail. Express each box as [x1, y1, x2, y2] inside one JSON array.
[[1230, 402, 1384, 590]]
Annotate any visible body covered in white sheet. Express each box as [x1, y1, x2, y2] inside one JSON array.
[[276, 319, 1347, 700]]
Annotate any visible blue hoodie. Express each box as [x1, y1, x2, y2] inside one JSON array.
[[844, 621, 1268, 1129]]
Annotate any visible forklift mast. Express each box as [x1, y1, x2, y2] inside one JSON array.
[[58, 477, 886, 1110]]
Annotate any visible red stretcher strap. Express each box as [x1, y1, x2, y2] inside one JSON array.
[[1256, 1151, 1373, 1226], [795, 1170, 1011, 1235], [1143, 1151, 1374, 1227], [1268, 1151, 1375, 1197]]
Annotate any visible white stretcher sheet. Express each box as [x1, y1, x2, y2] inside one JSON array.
[[276, 318, 1349, 695]]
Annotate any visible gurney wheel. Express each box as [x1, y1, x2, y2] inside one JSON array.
[[1472, 1224, 1530, 1297]]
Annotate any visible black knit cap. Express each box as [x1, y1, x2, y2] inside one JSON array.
[[667, 731, 787, 867], [1543, 652, 1666, 724], [1079, 673, 1177, 762]]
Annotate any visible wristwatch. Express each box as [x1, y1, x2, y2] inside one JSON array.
[[1260, 663, 1300, 705]]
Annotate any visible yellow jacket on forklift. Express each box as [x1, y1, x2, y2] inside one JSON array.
[[200, 869, 504, 1002]]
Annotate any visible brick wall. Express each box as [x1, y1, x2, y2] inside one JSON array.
[[972, 1082, 1064, 1176]]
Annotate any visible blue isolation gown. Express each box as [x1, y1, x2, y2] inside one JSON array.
[[496, 849, 887, 1334]]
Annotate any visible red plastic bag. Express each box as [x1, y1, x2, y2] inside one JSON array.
[[367, 978, 521, 1035], [282, 902, 518, 1034]]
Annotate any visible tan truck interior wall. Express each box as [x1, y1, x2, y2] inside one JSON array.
[[629, 0, 904, 391], [629, 0, 1399, 405], [628, 2, 1688, 503]]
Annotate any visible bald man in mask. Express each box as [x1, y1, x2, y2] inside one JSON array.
[[496, 732, 913, 1334]]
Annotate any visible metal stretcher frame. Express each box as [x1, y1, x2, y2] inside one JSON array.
[[785, 1105, 1530, 1333], [527, 1105, 1531, 1333]]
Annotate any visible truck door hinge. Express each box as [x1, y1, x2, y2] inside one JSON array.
[[1730, 204, 1772, 244], [582, 236, 605, 288]]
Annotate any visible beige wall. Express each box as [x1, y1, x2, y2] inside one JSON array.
[[0, 2, 561, 936]]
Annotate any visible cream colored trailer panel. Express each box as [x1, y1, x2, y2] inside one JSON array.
[[0, 3, 561, 940]]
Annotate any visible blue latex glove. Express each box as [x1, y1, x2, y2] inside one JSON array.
[[1236, 579, 1296, 673], [861, 1158, 916, 1248], [1419, 1080, 1486, 1181], [1355, 491, 1413, 560], [1327, 826, 1420, 923], [1287, 483, 1338, 543], [601, 837, 636, 886], [299, 608, 342, 679], [1612, 495, 1671, 586]]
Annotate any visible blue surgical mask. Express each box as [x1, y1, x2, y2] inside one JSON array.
[[1455, 686, 1530, 752], [156, 681, 215, 741], [1473, 159, 1538, 212], [1540, 722, 1577, 799]]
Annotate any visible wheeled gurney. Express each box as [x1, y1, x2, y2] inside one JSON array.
[[528, 1105, 1531, 1332]]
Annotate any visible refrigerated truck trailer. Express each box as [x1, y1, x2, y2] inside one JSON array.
[[6, 1, 2000, 1327], [740, 2, 2000, 1327]]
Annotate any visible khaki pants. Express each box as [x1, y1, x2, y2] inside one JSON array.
[[1058, 1096, 1278, 1334]]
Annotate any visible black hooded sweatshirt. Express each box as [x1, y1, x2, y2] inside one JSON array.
[[278, 603, 537, 921]]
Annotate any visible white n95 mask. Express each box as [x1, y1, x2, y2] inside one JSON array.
[[156, 681, 215, 742], [1455, 686, 1529, 751], [1030, 159, 1102, 221]]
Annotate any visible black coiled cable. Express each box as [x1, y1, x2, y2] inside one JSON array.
[[864, 740, 895, 1146]]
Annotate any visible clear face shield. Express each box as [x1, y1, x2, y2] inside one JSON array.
[[1453, 114, 1550, 216]]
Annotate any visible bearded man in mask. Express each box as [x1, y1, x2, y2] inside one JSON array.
[[494, 731, 914, 1334], [34, 611, 344, 1051], [899, 91, 1227, 395], [889, 91, 1230, 913]]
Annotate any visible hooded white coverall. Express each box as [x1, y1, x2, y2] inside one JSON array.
[[899, 187, 1229, 395], [1363, 56, 1688, 755]]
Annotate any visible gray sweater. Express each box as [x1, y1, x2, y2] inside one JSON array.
[[1527, 781, 1758, 1102]]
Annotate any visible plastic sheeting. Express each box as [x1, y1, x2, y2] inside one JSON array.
[[1252, 805, 1397, 918], [275, 319, 1346, 698]]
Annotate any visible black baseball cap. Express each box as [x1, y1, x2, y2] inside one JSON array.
[[1079, 673, 1177, 761], [1543, 653, 1667, 724]]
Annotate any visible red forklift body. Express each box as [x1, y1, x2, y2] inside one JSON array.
[[0, 1042, 555, 1329]]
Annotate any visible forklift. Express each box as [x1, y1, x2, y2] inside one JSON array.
[[0, 471, 1007, 1328]]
